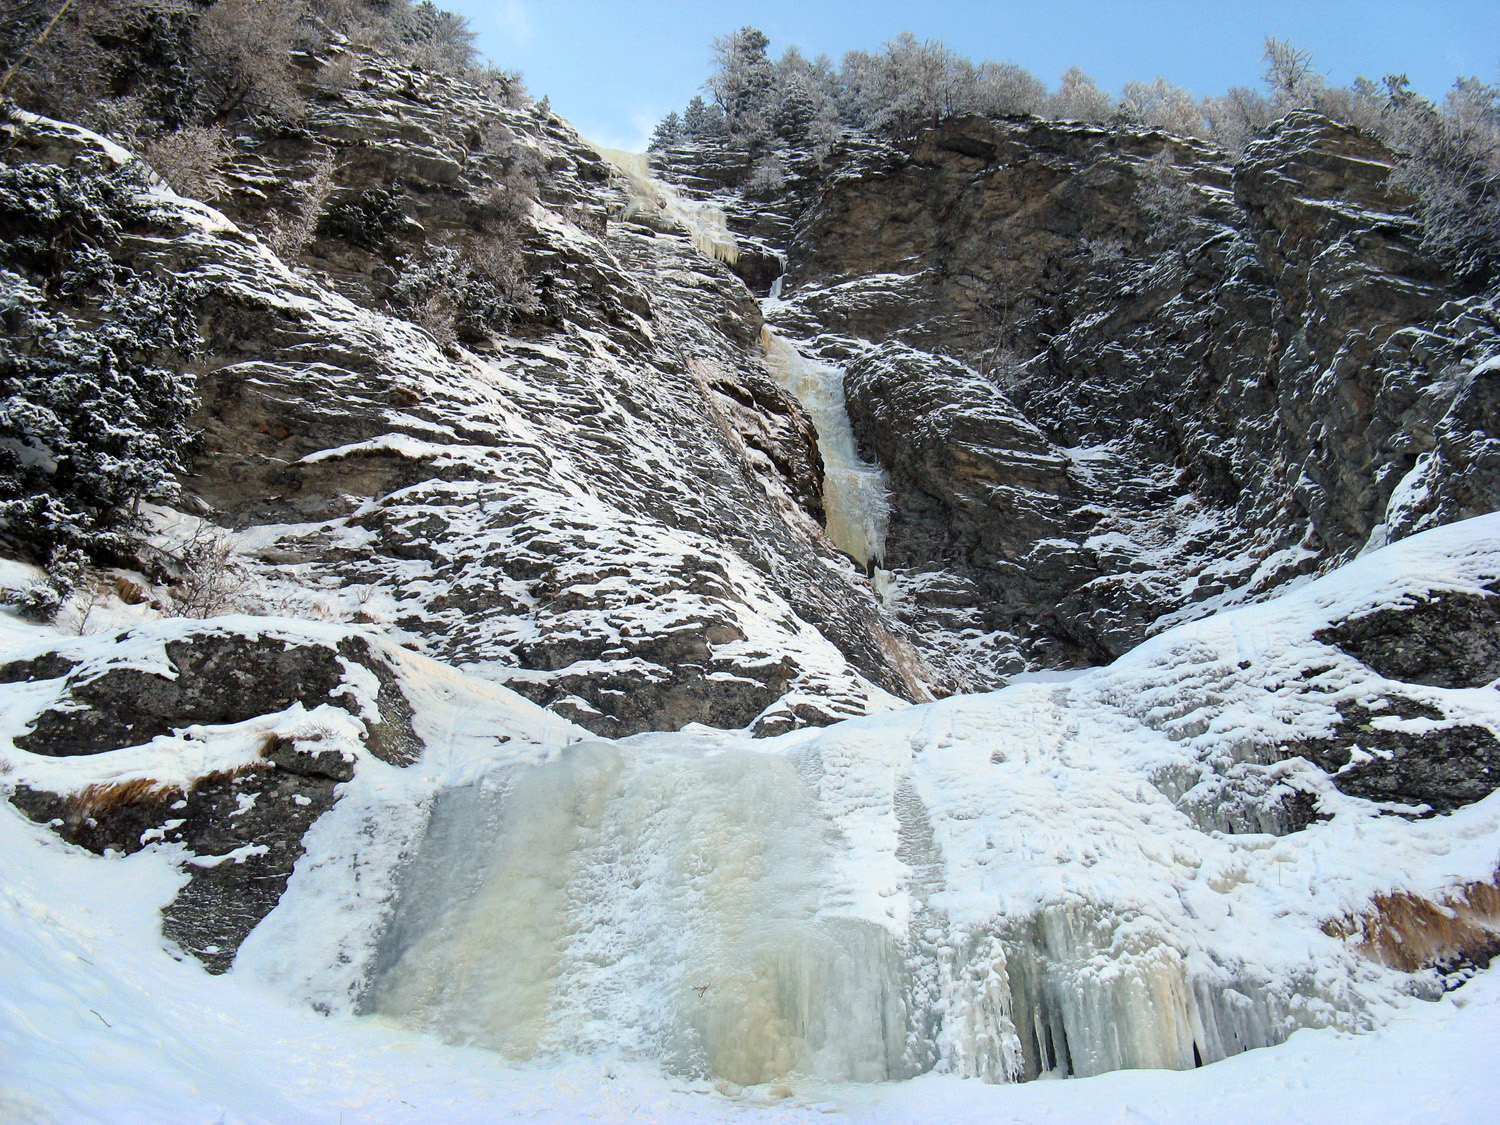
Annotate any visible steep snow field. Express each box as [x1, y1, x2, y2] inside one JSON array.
[[6, 515, 1500, 1121]]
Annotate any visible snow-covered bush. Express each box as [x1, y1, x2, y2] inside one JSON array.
[[0, 158, 199, 564], [1387, 76, 1500, 286], [387, 231, 535, 347]]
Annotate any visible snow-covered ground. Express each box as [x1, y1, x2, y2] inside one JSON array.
[[3, 795, 1497, 1124], [5, 515, 1500, 1121]]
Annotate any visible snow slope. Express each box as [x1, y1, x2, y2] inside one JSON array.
[[5, 515, 1500, 1120]]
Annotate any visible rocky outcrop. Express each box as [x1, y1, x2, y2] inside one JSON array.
[[10, 630, 420, 762], [13, 765, 339, 973], [1316, 583, 1500, 689], [5, 620, 424, 972], [651, 113, 1500, 683], [2, 74, 934, 737]]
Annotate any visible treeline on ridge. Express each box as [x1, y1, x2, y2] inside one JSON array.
[[652, 28, 1500, 286]]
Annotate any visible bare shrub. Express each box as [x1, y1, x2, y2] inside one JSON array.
[[388, 225, 536, 348], [81, 94, 151, 146], [144, 124, 231, 200], [315, 49, 361, 91], [165, 525, 250, 617], [266, 150, 337, 260], [482, 161, 538, 229], [192, 0, 308, 121]]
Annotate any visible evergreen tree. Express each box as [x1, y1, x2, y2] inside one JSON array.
[[709, 25, 775, 134], [649, 110, 682, 150], [682, 94, 726, 137], [772, 74, 817, 141], [0, 158, 200, 565]]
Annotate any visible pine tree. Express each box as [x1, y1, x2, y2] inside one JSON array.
[[772, 75, 817, 141], [682, 94, 725, 137], [0, 159, 199, 564], [709, 26, 775, 134], [649, 110, 682, 150]]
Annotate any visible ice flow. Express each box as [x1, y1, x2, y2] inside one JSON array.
[[761, 328, 890, 572], [363, 738, 913, 1084]]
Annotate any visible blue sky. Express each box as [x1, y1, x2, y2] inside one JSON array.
[[442, 1, 1500, 150]]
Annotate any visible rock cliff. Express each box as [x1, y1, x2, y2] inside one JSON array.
[[656, 112, 1500, 685]]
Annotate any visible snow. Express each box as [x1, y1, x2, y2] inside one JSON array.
[[6, 510, 1500, 1118], [3, 788, 1500, 1123]]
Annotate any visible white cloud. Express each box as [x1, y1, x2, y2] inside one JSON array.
[[494, 0, 532, 46]]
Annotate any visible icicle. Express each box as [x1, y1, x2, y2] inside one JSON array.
[[759, 327, 890, 572]]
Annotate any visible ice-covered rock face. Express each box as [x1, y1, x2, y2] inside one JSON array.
[[0, 96, 931, 737]]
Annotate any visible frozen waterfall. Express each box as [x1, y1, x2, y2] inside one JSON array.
[[760, 328, 891, 573], [595, 147, 739, 265], [363, 738, 916, 1084], [358, 709, 1340, 1087]]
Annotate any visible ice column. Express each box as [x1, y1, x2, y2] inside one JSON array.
[[760, 328, 890, 572]]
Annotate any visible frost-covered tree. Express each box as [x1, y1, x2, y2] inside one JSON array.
[[392, 0, 477, 73], [771, 73, 818, 140], [0, 159, 199, 564], [974, 61, 1046, 117], [1263, 36, 1323, 113], [1387, 75, 1500, 284], [1121, 76, 1204, 135], [1201, 86, 1272, 153], [744, 151, 787, 195], [709, 25, 775, 136], [649, 110, 682, 150], [192, 0, 309, 121], [682, 94, 726, 138], [1048, 66, 1116, 123]]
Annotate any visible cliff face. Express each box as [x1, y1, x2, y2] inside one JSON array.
[[657, 113, 1500, 685], [0, 63, 933, 740]]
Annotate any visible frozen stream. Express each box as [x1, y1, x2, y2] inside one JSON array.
[[592, 147, 888, 574]]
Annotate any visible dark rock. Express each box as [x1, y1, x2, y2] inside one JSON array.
[[1290, 695, 1500, 813], [264, 733, 355, 781], [14, 629, 424, 762], [11, 765, 338, 974], [0, 652, 79, 683], [1316, 585, 1500, 689]]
